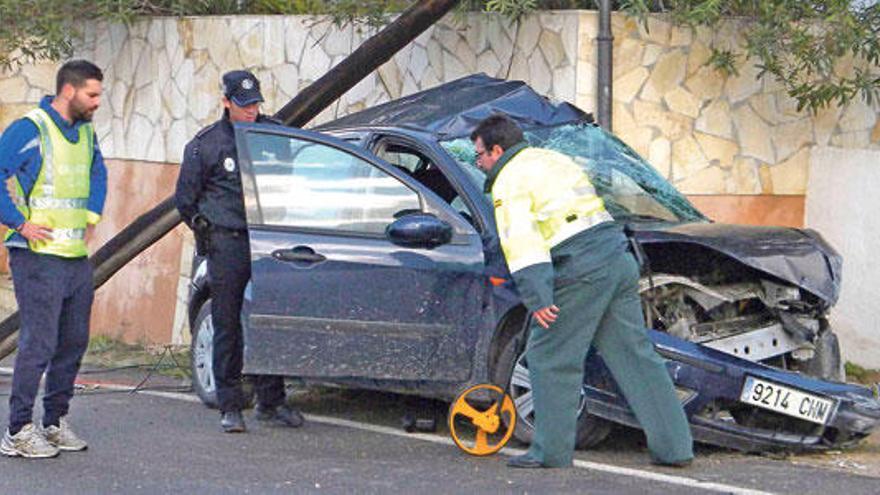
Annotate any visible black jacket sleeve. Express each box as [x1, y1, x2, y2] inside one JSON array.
[[174, 139, 204, 229]]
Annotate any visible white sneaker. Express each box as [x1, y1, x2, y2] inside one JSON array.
[[43, 418, 88, 452], [0, 423, 60, 458]]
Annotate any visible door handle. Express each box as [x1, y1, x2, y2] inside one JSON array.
[[271, 246, 327, 264]]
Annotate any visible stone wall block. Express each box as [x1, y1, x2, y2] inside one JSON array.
[[641, 50, 686, 103], [0, 104, 33, 130], [298, 40, 331, 82], [672, 134, 708, 179], [613, 67, 649, 103], [838, 100, 876, 133], [733, 104, 775, 163], [669, 26, 693, 47], [378, 58, 404, 99], [617, 126, 654, 159], [322, 23, 354, 57], [539, 12, 565, 33], [238, 21, 265, 68], [769, 147, 810, 195], [725, 61, 762, 103], [685, 66, 724, 100], [272, 63, 301, 102], [773, 118, 814, 162], [695, 132, 739, 169], [456, 39, 477, 72], [758, 164, 773, 194], [614, 38, 645, 76], [539, 29, 567, 69], [641, 44, 663, 67], [648, 137, 672, 178], [441, 49, 468, 82], [686, 40, 710, 76], [575, 61, 597, 111], [553, 66, 575, 101], [747, 93, 778, 125], [814, 103, 842, 146], [476, 50, 503, 79], [408, 44, 430, 82], [634, 99, 692, 140], [695, 99, 733, 139], [0, 78, 30, 103], [262, 18, 286, 67], [528, 51, 552, 96], [517, 15, 541, 55], [872, 120, 880, 144], [676, 165, 726, 194], [642, 16, 671, 46], [20, 64, 56, 95], [426, 37, 445, 80], [730, 157, 761, 194], [508, 49, 531, 82], [664, 87, 702, 118], [560, 14, 579, 66], [284, 17, 309, 65]]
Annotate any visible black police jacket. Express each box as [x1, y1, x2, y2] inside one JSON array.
[[174, 112, 278, 231]]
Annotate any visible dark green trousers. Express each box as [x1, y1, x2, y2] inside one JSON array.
[[526, 251, 693, 467]]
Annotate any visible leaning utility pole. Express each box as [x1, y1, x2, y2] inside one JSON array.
[[0, 0, 461, 355]]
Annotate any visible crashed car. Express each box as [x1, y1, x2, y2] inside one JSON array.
[[187, 74, 880, 452]]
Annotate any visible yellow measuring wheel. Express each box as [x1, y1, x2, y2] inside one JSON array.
[[448, 383, 516, 456]]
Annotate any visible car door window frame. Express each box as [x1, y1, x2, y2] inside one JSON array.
[[368, 133, 486, 234], [235, 123, 476, 244]]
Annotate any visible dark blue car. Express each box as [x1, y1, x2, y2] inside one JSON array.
[[187, 75, 880, 452]]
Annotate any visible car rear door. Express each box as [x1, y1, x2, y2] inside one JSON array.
[[234, 123, 487, 382]]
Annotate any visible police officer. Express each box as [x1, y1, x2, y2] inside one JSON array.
[[175, 70, 304, 433], [470, 114, 693, 468]]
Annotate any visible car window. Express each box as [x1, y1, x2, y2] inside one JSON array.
[[440, 123, 706, 223], [245, 132, 421, 234]]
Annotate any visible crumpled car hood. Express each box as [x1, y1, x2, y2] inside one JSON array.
[[633, 222, 842, 306]]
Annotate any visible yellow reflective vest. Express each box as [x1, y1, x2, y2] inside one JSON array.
[[4, 108, 94, 258], [487, 145, 612, 274]]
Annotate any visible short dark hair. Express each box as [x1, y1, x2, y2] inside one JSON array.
[[56, 60, 103, 94], [470, 114, 524, 152]]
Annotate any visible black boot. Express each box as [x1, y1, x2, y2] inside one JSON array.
[[220, 410, 246, 433], [255, 404, 304, 428]]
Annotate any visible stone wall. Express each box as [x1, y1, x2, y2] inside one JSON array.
[[577, 13, 879, 199], [0, 11, 877, 345]]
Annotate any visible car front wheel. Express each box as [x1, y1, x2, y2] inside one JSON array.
[[492, 329, 612, 449], [191, 300, 219, 409]]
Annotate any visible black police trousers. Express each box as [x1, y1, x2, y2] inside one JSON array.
[[207, 229, 285, 413]]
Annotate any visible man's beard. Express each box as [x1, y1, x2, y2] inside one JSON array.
[[70, 100, 96, 122]]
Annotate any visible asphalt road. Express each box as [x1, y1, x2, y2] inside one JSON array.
[[0, 367, 878, 494]]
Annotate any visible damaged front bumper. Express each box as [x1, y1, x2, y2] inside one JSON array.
[[582, 331, 880, 452]]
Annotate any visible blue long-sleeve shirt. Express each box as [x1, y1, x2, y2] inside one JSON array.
[[0, 96, 107, 246]]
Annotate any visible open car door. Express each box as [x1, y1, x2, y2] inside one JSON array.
[[234, 123, 487, 382]]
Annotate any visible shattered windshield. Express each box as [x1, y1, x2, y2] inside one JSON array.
[[440, 123, 707, 223]]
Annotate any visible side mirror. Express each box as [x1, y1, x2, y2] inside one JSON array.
[[386, 213, 453, 248]]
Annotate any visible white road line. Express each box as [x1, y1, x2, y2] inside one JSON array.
[[0, 371, 776, 495]]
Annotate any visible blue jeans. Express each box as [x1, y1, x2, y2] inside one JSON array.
[[7, 248, 93, 433]]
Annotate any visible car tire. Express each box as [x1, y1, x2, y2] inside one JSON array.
[[492, 329, 613, 449], [191, 300, 219, 409]]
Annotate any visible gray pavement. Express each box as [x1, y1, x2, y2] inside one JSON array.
[[0, 367, 877, 494]]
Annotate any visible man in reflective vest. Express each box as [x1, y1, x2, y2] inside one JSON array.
[[0, 60, 107, 458], [471, 114, 693, 468]]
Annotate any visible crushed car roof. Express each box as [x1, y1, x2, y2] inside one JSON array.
[[316, 73, 591, 139]]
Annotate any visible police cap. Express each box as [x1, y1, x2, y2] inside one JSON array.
[[222, 70, 264, 107]]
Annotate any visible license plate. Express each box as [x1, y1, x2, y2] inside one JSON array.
[[740, 376, 837, 425]]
